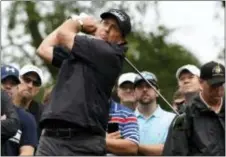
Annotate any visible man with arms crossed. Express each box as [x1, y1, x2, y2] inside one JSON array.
[[134, 71, 175, 156]]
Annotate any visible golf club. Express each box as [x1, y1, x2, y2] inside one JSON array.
[[124, 57, 180, 115]]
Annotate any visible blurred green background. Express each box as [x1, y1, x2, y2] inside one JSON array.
[[1, 1, 225, 111]]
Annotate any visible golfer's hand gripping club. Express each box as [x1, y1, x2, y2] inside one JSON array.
[[70, 12, 98, 35]]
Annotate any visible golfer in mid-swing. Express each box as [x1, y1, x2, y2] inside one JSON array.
[[36, 9, 132, 155]]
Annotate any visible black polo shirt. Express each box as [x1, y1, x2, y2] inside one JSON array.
[[40, 35, 126, 135]]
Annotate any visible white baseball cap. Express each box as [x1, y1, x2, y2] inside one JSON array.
[[20, 64, 44, 85], [118, 72, 137, 86], [176, 64, 200, 80]]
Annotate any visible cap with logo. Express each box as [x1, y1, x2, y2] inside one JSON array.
[[20, 64, 44, 86], [100, 9, 131, 37], [1, 65, 20, 84], [134, 71, 158, 88], [118, 72, 137, 87], [200, 61, 225, 85], [176, 64, 200, 80]]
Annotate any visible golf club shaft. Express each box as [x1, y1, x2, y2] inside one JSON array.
[[124, 57, 179, 115]]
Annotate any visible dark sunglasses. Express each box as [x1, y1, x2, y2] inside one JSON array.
[[22, 76, 41, 87], [174, 101, 185, 106]]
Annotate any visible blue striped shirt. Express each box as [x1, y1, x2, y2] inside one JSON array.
[[109, 101, 139, 144]]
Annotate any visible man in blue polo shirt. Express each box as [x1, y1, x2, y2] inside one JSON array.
[[134, 71, 175, 156], [1, 65, 38, 156]]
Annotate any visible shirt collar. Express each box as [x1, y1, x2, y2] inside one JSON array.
[[135, 105, 162, 119], [134, 108, 141, 117], [199, 93, 223, 113], [110, 100, 118, 112]]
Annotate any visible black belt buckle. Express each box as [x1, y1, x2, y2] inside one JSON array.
[[65, 128, 72, 138], [59, 128, 72, 138], [43, 128, 74, 138]]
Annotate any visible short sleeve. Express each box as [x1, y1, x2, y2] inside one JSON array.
[[161, 114, 176, 143], [121, 113, 139, 144], [71, 35, 124, 73], [52, 46, 70, 68], [161, 129, 169, 144], [20, 113, 38, 147]]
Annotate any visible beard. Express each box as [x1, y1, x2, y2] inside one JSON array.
[[139, 94, 155, 105], [140, 99, 154, 105]]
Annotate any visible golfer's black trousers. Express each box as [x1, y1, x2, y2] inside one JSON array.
[[35, 129, 106, 156]]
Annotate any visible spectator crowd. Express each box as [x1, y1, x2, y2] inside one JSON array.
[[1, 8, 225, 156], [1, 61, 225, 156]]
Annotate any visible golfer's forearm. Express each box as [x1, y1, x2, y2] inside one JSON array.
[[56, 19, 81, 43], [138, 144, 164, 156], [37, 28, 58, 63], [44, 18, 80, 46], [37, 19, 80, 63], [106, 139, 138, 155]]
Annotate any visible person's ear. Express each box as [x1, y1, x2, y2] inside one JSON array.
[[156, 88, 160, 97]]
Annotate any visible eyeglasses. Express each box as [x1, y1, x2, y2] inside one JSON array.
[[22, 76, 41, 87]]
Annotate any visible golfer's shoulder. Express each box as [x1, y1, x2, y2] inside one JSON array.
[[75, 34, 107, 47], [76, 34, 103, 42], [76, 34, 127, 54]]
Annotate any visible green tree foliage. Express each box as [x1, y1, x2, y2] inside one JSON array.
[[117, 26, 200, 111], [217, 1, 225, 61], [2, 1, 200, 110], [2, 1, 152, 81]]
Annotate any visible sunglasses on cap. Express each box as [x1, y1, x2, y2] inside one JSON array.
[[22, 76, 41, 87]]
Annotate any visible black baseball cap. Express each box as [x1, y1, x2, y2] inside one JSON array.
[[100, 9, 131, 37], [200, 61, 225, 85]]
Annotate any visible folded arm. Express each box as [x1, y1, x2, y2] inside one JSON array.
[[106, 113, 139, 155], [138, 144, 164, 156], [1, 90, 20, 141], [19, 113, 38, 156], [106, 138, 138, 155]]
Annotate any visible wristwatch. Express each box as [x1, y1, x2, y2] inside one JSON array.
[[68, 15, 83, 32], [77, 18, 84, 32]]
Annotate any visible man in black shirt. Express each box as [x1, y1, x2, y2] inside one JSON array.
[[163, 61, 225, 156], [14, 64, 44, 140], [36, 9, 131, 155], [1, 90, 20, 155]]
